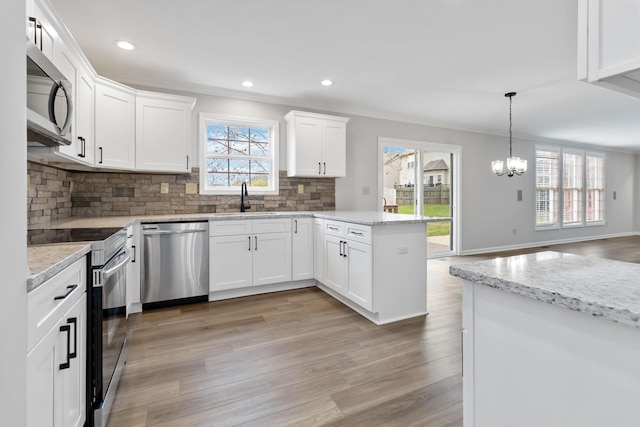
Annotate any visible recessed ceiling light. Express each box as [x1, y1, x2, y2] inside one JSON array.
[[115, 40, 135, 51], [321, 79, 333, 86], [242, 81, 254, 88]]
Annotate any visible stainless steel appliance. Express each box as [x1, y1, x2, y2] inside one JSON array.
[[88, 229, 135, 427], [141, 222, 209, 307], [26, 39, 73, 146]]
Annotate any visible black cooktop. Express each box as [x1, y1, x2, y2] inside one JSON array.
[[28, 227, 124, 245]]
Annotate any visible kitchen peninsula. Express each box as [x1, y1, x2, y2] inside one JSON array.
[[28, 211, 440, 324], [450, 252, 640, 427]]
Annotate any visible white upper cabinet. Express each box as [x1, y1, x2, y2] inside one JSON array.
[[135, 92, 196, 173], [578, 0, 640, 97], [27, 0, 57, 62], [285, 110, 349, 177], [95, 78, 136, 170]]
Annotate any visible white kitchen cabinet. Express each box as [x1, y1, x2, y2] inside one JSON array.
[[313, 218, 325, 283], [27, 257, 87, 427], [135, 92, 196, 172], [95, 78, 136, 170], [322, 220, 373, 311], [292, 218, 314, 281], [27, 0, 57, 62], [284, 110, 349, 177], [210, 219, 292, 292], [578, 0, 640, 97]]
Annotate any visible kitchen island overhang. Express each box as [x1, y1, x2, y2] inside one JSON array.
[[450, 251, 640, 427]]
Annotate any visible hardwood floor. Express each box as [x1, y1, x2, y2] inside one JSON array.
[[106, 236, 640, 427]]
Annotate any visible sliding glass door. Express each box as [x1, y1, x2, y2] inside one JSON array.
[[379, 138, 460, 257]]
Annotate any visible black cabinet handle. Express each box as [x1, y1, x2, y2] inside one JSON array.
[[67, 317, 77, 359], [37, 23, 43, 51], [254, 236, 258, 251], [343, 241, 348, 258], [82, 137, 86, 158], [98, 147, 103, 164], [248, 236, 251, 251], [59, 324, 71, 370], [187, 155, 190, 170], [54, 284, 77, 301], [294, 219, 298, 234], [323, 163, 326, 175], [131, 245, 136, 262], [339, 240, 343, 257], [318, 162, 321, 174], [28, 17, 37, 45]]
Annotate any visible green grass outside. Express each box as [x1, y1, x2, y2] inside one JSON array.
[[398, 204, 451, 237]]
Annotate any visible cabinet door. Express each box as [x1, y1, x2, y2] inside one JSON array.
[[210, 235, 253, 290], [95, 81, 136, 169], [324, 234, 346, 295], [314, 219, 325, 282], [29, 1, 56, 61], [321, 119, 347, 177], [136, 95, 192, 172], [345, 240, 373, 311], [292, 218, 314, 281], [27, 296, 86, 427], [27, 324, 56, 427], [253, 232, 292, 286], [291, 116, 323, 176], [75, 66, 95, 165], [58, 297, 86, 427]]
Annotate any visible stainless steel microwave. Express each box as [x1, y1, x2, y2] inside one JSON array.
[[26, 38, 73, 146]]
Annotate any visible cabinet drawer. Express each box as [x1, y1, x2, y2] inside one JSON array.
[[210, 220, 252, 236], [324, 220, 345, 238], [346, 224, 372, 244], [28, 257, 86, 351], [253, 218, 292, 234]]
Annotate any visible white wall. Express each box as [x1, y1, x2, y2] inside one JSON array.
[[147, 88, 637, 254], [1, 0, 27, 425]]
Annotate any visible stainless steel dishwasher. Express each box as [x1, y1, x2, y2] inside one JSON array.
[[141, 222, 209, 307]]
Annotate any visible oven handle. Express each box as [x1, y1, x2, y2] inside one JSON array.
[[98, 248, 131, 285]]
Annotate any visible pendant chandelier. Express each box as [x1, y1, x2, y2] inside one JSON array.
[[492, 92, 527, 177]]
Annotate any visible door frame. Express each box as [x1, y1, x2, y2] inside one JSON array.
[[377, 137, 462, 257]]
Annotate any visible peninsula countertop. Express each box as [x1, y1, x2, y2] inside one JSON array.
[[29, 210, 446, 230], [449, 251, 640, 329]]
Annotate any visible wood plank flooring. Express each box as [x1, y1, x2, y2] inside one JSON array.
[[106, 236, 640, 427]]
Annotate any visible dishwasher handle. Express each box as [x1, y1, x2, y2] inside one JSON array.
[[142, 228, 207, 236]]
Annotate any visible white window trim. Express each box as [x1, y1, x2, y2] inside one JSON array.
[[534, 144, 605, 231], [199, 113, 279, 195]]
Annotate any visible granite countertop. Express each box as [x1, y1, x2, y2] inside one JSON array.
[[450, 251, 640, 329], [27, 242, 91, 292], [31, 210, 442, 229]]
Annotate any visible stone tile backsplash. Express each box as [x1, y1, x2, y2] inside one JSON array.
[[27, 162, 336, 225]]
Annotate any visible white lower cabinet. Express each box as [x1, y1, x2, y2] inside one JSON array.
[[27, 257, 87, 427], [210, 219, 292, 292], [324, 230, 373, 311], [292, 218, 314, 281]]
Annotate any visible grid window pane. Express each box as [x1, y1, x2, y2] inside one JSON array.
[[563, 152, 583, 224], [204, 118, 275, 192], [586, 154, 605, 222], [535, 149, 560, 227]]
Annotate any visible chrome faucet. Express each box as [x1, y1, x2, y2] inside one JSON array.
[[240, 181, 251, 212]]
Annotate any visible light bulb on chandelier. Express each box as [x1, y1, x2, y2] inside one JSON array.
[[492, 92, 527, 177]]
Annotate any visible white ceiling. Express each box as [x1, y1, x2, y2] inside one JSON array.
[[50, 0, 640, 151]]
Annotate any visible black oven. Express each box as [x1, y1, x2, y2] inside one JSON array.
[[88, 229, 135, 427]]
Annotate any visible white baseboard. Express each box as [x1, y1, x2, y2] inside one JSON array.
[[460, 231, 636, 256], [209, 280, 316, 301]]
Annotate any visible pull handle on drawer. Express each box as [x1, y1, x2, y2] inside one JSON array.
[[54, 284, 78, 301], [349, 231, 364, 236]]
